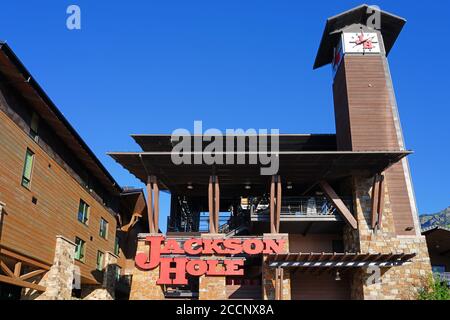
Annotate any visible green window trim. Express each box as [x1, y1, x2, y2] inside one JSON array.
[[114, 236, 120, 256], [21, 149, 34, 189], [96, 251, 104, 271], [74, 237, 86, 262], [77, 200, 89, 225], [99, 218, 108, 239]]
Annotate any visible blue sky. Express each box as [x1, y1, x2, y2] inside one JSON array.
[[1, 1, 449, 231]]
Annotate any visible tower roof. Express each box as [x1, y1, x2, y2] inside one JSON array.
[[313, 4, 406, 69]]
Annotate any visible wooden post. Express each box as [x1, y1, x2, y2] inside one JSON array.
[[208, 176, 215, 233], [214, 176, 220, 233], [371, 174, 381, 229], [276, 176, 282, 233], [270, 176, 276, 234], [377, 174, 385, 228], [146, 177, 154, 234], [279, 267, 284, 300], [153, 177, 160, 233]]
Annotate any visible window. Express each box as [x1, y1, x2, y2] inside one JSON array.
[[77, 200, 89, 225], [74, 237, 86, 262], [116, 266, 122, 281], [96, 251, 104, 271], [30, 112, 40, 141], [114, 235, 120, 256], [99, 218, 108, 239], [21, 149, 35, 189]]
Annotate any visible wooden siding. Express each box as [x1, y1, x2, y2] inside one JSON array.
[[290, 271, 350, 300], [0, 110, 117, 284], [333, 55, 416, 236]]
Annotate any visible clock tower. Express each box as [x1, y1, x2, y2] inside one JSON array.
[[314, 5, 421, 236]]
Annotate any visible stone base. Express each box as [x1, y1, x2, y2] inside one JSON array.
[[262, 233, 290, 300]]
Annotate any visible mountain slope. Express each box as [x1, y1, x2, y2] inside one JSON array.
[[420, 206, 450, 230]]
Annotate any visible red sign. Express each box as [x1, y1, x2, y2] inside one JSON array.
[[135, 236, 285, 285]]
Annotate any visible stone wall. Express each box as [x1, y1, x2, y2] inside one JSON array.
[[83, 252, 118, 300], [129, 234, 165, 300], [35, 236, 76, 300], [345, 176, 432, 300], [262, 233, 291, 300]]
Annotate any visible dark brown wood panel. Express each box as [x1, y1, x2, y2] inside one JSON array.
[[290, 271, 350, 300], [0, 110, 117, 284]]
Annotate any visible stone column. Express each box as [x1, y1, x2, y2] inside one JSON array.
[[198, 233, 227, 300], [262, 233, 290, 300], [129, 234, 165, 300], [346, 176, 432, 300], [83, 252, 119, 300], [37, 235, 76, 300]]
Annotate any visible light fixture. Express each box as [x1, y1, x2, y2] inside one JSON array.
[[187, 184, 194, 190], [244, 184, 251, 190], [335, 270, 341, 281], [287, 182, 293, 190]]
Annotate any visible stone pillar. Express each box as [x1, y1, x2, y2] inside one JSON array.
[[262, 233, 290, 300], [83, 252, 119, 300], [345, 176, 432, 300], [129, 234, 165, 300], [36, 236, 76, 300], [198, 234, 227, 300]]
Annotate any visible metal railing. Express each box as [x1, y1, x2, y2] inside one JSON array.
[[251, 196, 353, 219]]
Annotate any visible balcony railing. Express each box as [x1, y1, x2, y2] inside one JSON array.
[[251, 196, 353, 222]]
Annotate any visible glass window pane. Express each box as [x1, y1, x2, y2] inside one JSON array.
[[22, 149, 34, 188]]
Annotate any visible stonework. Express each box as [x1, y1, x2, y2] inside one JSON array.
[[36, 236, 76, 300], [83, 252, 119, 300], [344, 176, 432, 300], [262, 233, 291, 300], [129, 234, 165, 300], [198, 234, 227, 300]]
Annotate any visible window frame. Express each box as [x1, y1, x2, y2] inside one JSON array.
[[74, 237, 86, 263], [21, 148, 35, 189], [77, 200, 90, 225], [114, 235, 120, 256], [99, 217, 108, 239], [30, 112, 40, 141], [96, 250, 104, 271]]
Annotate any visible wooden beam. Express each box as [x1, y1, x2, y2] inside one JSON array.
[[270, 176, 276, 234], [20, 269, 47, 281], [14, 261, 22, 277], [0, 246, 50, 271], [318, 181, 357, 229], [208, 176, 215, 233], [0, 259, 14, 278], [153, 178, 160, 233], [146, 176, 154, 234], [377, 174, 385, 229], [214, 176, 220, 233], [0, 274, 45, 292], [276, 176, 282, 233], [371, 174, 381, 229], [279, 267, 284, 300]]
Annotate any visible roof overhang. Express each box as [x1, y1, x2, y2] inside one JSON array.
[[108, 150, 411, 196]]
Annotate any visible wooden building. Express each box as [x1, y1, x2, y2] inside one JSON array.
[[110, 5, 432, 300], [0, 42, 145, 300]]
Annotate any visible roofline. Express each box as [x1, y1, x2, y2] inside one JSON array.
[[108, 150, 413, 156], [422, 226, 450, 234], [130, 133, 337, 137], [0, 42, 121, 193]]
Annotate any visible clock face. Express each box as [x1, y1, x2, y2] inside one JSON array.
[[343, 31, 381, 54]]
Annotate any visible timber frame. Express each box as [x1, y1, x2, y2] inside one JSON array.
[[0, 245, 51, 292]]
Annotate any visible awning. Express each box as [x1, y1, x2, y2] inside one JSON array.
[[266, 252, 416, 268]]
